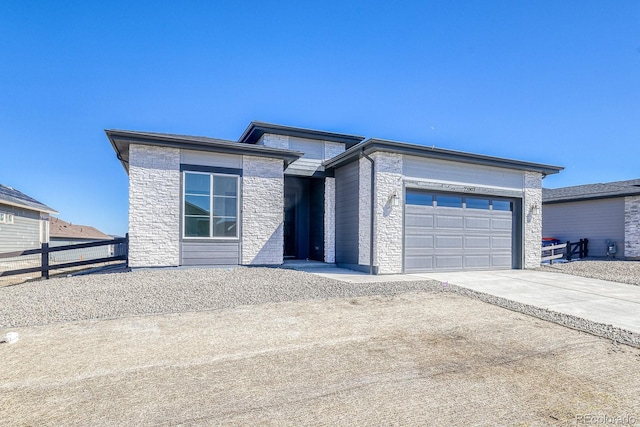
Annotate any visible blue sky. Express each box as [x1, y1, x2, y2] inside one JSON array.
[[1, 1, 638, 236]]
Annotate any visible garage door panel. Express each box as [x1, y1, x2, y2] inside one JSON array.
[[435, 235, 463, 249], [436, 215, 464, 229], [491, 236, 512, 249], [465, 216, 491, 230], [465, 255, 491, 268], [435, 255, 463, 269], [465, 236, 491, 249], [405, 235, 434, 249], [491, 217, 512, 230], [491, 254, 512, 268], [405, 255, 433, 270], [404, 191, 516, 272], [405, 213, 434, 228]]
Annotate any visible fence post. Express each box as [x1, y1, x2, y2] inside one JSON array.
[[565, 241, 571, 261], [41, 243, 49, 279], [583, 238, 589, 258]]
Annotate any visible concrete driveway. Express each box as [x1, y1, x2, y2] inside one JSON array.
[[310, 269, 640, 335]]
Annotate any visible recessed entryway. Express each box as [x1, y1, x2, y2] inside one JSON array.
[[284, 176, 325, 261]]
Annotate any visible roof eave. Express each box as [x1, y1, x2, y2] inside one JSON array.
[[543, 192, 640, 204], [324, 139, 564, 176], [0, 199, 58, 215], [239, 121, 365, 147], [106, 130, 304, 175]]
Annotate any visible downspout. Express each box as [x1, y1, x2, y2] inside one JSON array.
[[361, 150, 375, 275]]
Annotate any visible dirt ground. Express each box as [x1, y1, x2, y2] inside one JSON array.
[[1, 291, 639, 426]]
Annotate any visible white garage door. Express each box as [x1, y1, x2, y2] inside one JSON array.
[[404, 190, 515, 272]]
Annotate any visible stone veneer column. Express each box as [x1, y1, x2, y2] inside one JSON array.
[[523, 171, 543, 269], [128, 144, 180, 267], [241, 156, 284, 265], [358, 157, 371, 266], [372, 153, 404, 274], [625, 195, 640, 258], [324, 177, 336, 263]]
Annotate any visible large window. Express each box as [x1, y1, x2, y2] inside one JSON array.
[[184, 172, 239, 238]]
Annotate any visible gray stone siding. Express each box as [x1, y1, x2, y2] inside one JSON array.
[[625, 195, 640, 258], [258, 134, 289, 149], [324, 177, 336, 263], [128, 144, 181, 267], [358, 157, 372, 266], [524, 171, 543, 269], [372, 153, 404, 274], [241, 156, 284, 265]]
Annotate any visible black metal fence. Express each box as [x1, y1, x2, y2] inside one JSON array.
[[0, 235, 128, 280]]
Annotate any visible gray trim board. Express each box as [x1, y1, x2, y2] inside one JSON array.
[[180, 164, 243, 176]]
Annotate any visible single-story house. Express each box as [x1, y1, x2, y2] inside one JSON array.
[[542, 179, 640, 258], [0, 184, 58, 253], [49, 217, 114, 262], [107, 122, 563, 273]]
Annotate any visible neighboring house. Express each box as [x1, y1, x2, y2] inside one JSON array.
[[107, 122, 562, 273], [542, 179, 640, 258], [49, 217, 114, 262], [0, 184, 58, 253]]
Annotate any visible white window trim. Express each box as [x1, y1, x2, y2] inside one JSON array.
[[182, 171, 240, 240]]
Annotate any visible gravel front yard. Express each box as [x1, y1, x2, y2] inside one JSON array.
[[539, 258, 640, 286], [0, 267, 446, 328]]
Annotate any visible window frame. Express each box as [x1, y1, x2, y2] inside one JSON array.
[[182, 171, 240, 240]]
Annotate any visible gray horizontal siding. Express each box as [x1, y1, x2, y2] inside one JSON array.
[[0, 204, 41, 253], [289, 137, 324, 160], [181, 241, 240, 265], [542, 198, 625, 257], [335, 161, 359, 265], [403, 155, 525, 190], [180, 150, 242, 168]]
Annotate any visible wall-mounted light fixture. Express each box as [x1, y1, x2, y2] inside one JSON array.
[[529, 204, 539, 216], [390, 192, 400, 207]]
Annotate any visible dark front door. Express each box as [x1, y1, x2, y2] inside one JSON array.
[[284, 176, 325, 261], [284, 193, 296, 258]]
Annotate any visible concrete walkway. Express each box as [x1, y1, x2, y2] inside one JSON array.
[[307, 268, 640, 334]]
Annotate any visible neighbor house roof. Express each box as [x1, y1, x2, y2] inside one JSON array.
[[323, 138, 564, 177], [50, 217, 112, 240], [106, 129, 303, 173], [0, 184, 57, 214], [543, 179, 640, 204], [239, 121, 365, 147]]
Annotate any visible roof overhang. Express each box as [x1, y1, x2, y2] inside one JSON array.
[[324, 138, 564, 177], [543, 192, 640, 204], [239, 121, 365, 148], [0, 199, 58, 215], [106, 130, 303, 174]]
